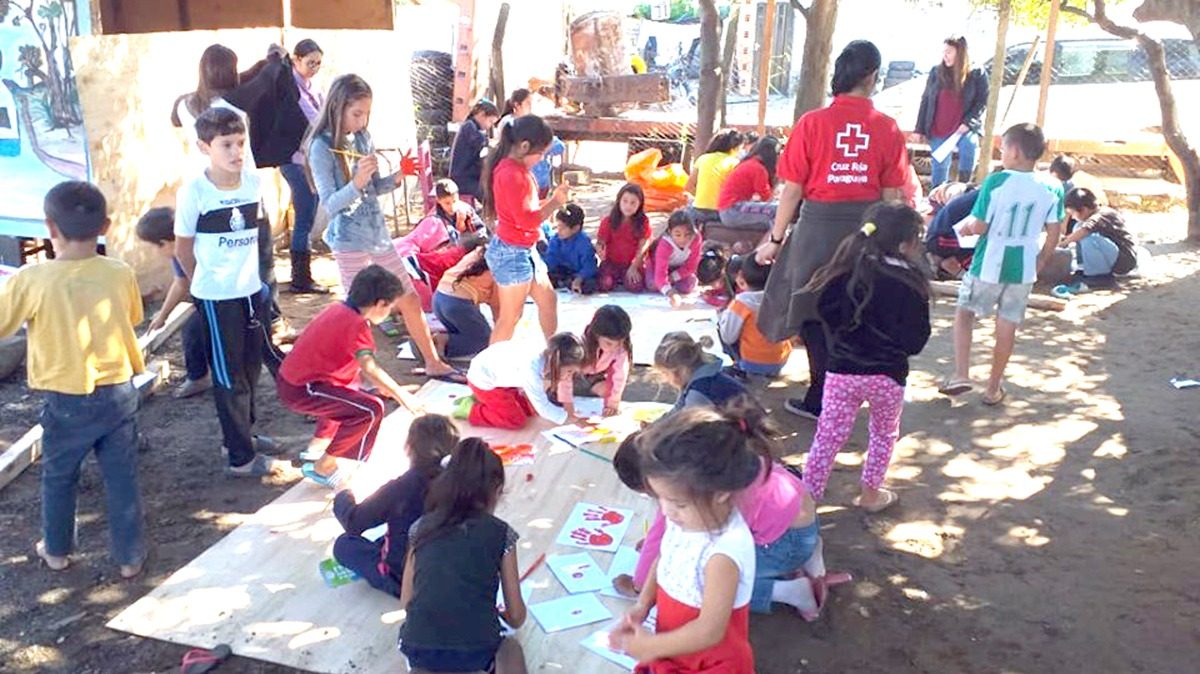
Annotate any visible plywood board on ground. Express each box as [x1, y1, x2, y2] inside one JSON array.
[[109, 381, 670, 674]]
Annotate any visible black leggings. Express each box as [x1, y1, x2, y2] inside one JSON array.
[[801, 320, 828, 412]]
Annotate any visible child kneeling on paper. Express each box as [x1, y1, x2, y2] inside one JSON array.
[[277, 265, 422, 487], [332, 414, 458, 597], [542, 203, 598, 294], [717, 254, 792, 377], [399, 438, 529, 673], [455, 333, 587, 429], [612, 423, 840, 621]]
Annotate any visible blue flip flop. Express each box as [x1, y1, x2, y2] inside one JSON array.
[[301, 463, 341, 488]]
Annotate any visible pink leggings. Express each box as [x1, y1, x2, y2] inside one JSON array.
[[331, 248, 415, 297], [803, 373, 905, 499]]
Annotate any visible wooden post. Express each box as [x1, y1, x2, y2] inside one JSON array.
[[452, 0, 476, 122], [1037, 0, 1061, 127], [756, 0, 777, 135], [975, 0, 1011, 183], [1002, 34, 1040, 126], [489, 3, 511, 105]]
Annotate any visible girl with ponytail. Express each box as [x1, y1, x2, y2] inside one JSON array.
[[801, 202, 931, 512], [482, 114, 571, 344], [398, 437, 528, 673]]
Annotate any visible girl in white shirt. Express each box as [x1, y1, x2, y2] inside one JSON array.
[[609, 405, 764, 673], [456, 333, 586, 429]]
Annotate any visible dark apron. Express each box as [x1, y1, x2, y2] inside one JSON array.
[[757, 199, 877, 342]]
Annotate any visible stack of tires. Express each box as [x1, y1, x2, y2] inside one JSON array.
[[410, 50, 454, 176], [883, 61, 917, 90]]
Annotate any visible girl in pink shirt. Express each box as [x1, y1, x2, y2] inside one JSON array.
[[643, 210, 703, 307], [614, 428, 847, 619], [576, 305, 633, 417]]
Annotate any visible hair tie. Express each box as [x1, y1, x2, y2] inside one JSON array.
[[738, 418, 748, 433], [861, 222, 877, 237], [440, 454, 452, 469]]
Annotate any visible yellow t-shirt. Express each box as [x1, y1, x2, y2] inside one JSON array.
[[0, 256, 145, 395], [693, 151, 740, 210]]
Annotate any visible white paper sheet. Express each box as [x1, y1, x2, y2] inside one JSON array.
[[555, 502, 635, 553], [931, 131, 964, 164], [599, 545, 641, 600], [547, 552, 611, 594], [529, 593, 612, 633]]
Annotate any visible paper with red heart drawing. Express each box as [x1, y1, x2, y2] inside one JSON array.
[[555, 502, 634, 553]]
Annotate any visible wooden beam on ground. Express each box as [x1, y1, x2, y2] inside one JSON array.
[[561, 73, 670, 106], [0, 302, 193, 492], [757, 0, 778, 135], [0, 360, 170, 491], [1037, 0, 1062, 128], [931, 280, 1066, 312]]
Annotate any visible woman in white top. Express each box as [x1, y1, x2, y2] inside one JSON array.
[[171, 44, 255, 168]]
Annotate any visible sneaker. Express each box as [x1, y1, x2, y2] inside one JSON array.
[[225, 454, 281, 478], [301, 462, 342, 488], [452, 395, 476, 420], [1052, 281, 1087, 299], [252, 435, 285, 456], [783, 397, 821, 421], [173, 375, 212, 399]]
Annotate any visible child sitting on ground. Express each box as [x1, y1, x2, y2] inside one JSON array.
[[718, 254, 793, 377], [0, 181, 147, 578], [942, 123, 1063, 406], [399, 438, 528, 673], [542, 203, 598, 294], [395, 179, 485, 311], [558, 305, 633, 417], [1053, 187, 1139, 298], [654, 332, 748, 414], [644, 210, 704, 307], [596, 183, 652, 291], [332, 414, 458, 597], [804, 204, 931, 512], [433, 239, 499, 359], [135, 206, 211, 399], [613, 427, 840, 620], [276, 265, 422, 487], [608, 405, 757, 671], [456, 333, 587, 429]]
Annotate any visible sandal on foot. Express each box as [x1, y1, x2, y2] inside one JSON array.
[[853, 489, 899, 513], [181, 644, 232, 674], [982, 386, 1008, 406], [35, 540, 69, 571], [938, 378, 974, 396], [301, 463, 342, 488], [411, 367, 468, 385]]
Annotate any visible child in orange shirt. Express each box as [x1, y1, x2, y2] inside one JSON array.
[[718, 255, 792, 377]]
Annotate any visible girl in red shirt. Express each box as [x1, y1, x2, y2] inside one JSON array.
[[482, 115, 570, 343], [596, 183, 652, 291], [717, 136, 780, 234]]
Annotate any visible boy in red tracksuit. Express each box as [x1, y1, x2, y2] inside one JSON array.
[[277, 265, 421, 487]]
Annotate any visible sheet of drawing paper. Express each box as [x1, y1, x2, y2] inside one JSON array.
[[599, 545, 641, 599], [579, 610, 659, 670], [529, 593, 612, 633], [555, 502, 634, 553], [547, 552, 610, 594]]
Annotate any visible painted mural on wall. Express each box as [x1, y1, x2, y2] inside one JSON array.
[[0, 0, 90, 231]]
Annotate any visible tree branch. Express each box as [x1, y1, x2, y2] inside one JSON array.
[[789, 0, 810, 21], [1060, 5, 1095, 22], [1091, 0, 1139, 39]]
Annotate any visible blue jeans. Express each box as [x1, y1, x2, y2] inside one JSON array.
[[929, 132, 980, 187], [1075, 232, 1119, 277], [40, 381, 146, 566], [721, 340, 784, 377], [280, 163, 317, 253], [433, 291, 492, 359], [333, 533, 401, 597], [750, 520, 820, 614]]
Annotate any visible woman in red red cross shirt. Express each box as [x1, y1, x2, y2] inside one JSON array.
[[756, 40, 911, 420]]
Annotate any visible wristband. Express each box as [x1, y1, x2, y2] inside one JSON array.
[[769, 233, 784, 245]]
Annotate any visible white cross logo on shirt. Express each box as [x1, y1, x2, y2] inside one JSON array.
[[836, 123, 871, 158]]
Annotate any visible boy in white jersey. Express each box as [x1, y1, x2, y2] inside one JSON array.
[[175, 107, 281, 476], [941, 123, 1064, 405]]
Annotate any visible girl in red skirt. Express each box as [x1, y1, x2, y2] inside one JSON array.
[[455, 333, 587, 430], [609, 404, 766, 673]]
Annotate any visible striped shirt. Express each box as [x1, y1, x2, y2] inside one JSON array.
[[968, 170, 1064, 285]]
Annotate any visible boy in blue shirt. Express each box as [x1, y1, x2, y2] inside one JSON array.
[[542, 203, 598, 294]]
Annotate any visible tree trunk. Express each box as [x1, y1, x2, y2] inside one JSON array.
[[1133, 0, 1200, 41], [718, 12, 738, 127], [975, 0, 1011, 183], [792, 0, 838, 120], [488, 3, 510, 108], [1090, 0, 1200, 240], [695, 0, 721, 160]]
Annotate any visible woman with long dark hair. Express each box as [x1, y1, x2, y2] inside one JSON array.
[[915, 35, 989, 187], [172, 44, 255, 167], [716, 136, 780, 235], [756, 40, 910, 421]]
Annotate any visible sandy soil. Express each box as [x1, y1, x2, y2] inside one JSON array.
[[1, 182, 1198, 673]]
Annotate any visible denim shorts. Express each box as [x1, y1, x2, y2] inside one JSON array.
[[486, 236, 547, 286], [957, 273, 1033, 325]]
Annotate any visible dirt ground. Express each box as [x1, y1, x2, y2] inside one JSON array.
[[2, 181, 1199, 674]]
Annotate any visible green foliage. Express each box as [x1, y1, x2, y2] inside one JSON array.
[[966, 0, 1118, 27]]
